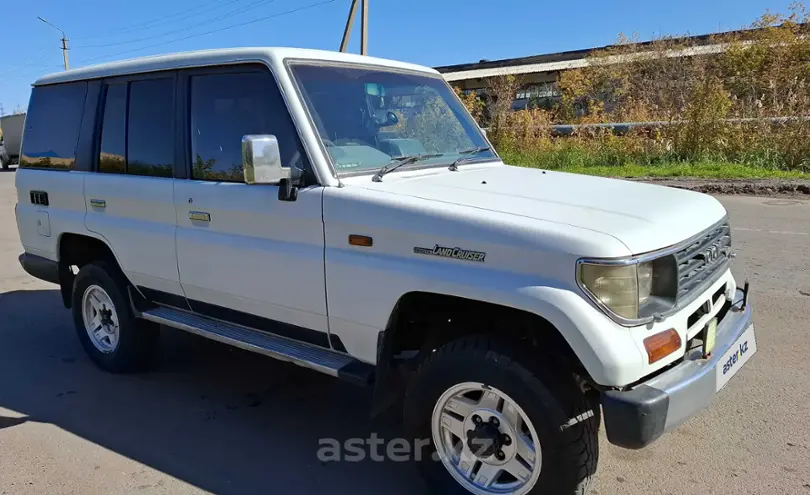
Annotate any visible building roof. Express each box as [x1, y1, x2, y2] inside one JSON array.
[[34, 47, 439, 86], [434, 26, 770, 81]]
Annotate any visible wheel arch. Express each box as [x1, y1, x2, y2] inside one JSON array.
[[57, 232, 128, 308], [372, 290, 594, 417]]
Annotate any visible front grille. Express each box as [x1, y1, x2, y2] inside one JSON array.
[[674, 222, 731, 300]]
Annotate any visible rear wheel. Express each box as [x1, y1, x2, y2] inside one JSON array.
[[404, 335, 599, 495], [71, 261, 158, 372]]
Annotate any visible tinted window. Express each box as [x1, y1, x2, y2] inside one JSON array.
[[21, 82, 87, 169], [97, 78, 174, 177], [128, 78, 173, 177], [189, 71, 306, 182], [99, 84, 126, 174]]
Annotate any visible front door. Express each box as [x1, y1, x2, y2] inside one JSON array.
[[173, 65, 329, 343]]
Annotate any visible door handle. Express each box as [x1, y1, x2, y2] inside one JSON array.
[[89, 199, 106, 208], [189, 211, 211, 222]]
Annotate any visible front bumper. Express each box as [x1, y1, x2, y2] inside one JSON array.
[[601, 287, 754, 449]]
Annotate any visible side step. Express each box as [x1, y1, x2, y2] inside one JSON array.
[[139, 306, 374, 386]]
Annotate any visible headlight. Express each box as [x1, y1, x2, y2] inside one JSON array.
[[578, 257, 677, 323]]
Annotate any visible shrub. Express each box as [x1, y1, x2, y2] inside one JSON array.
[[457, 3, 810, 174]]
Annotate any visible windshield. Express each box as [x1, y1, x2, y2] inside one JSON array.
[[289, 63, 496, 176]]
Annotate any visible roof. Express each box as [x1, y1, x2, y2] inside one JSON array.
[[34, 47, 439, 86]]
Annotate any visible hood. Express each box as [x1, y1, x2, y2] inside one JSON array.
[[347, 164, 727, 255]]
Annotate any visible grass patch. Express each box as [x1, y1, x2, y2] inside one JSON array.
[[500, 150, 809, 179]]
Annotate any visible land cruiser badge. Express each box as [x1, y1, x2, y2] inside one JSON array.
[[413, 244, 486, 263]]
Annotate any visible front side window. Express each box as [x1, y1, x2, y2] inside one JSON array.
[[290, 63, 495, 175], [189, 71, 306, 182], [21, 82, 87, 169]]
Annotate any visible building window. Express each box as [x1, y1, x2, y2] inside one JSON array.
[[515, 82, 560, 100]]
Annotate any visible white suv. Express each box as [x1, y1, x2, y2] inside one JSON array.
[[15, 47, 755, 495]]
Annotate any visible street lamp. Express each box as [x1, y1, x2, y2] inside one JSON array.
[[37, 16, 69, 70]]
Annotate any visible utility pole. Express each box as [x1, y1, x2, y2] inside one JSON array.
[[360, 0, 368, 56], [37, 16, 69, 70], [61, 37, 70, 70], [339, 0, 359, 53], [339, 0, 368, 55]]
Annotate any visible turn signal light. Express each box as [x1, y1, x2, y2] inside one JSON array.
[[643, 329, 682, 364], [348, 234, 373, 247]]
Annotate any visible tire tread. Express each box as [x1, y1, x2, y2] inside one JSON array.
[[71, 261, 158, 373], [405, 334, 598, 495]]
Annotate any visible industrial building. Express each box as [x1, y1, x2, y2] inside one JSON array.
[[434, 28, 762, 110]]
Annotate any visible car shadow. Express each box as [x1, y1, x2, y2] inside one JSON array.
[[0, 289, 427, 494]]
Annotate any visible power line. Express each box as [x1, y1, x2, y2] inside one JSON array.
[[71, 0, 238, 40], [77, 0, 337, 66], [9, 2, 243, 77], [0, 64, 63, 86], [74, 0, 276, 49], [3, 46, 54, 73]]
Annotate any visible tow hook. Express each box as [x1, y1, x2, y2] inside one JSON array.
[[741, 279, 750, 310]]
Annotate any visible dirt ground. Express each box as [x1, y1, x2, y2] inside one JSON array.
[[637, 177, 810, 196]]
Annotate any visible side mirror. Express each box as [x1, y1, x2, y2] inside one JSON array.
[[242, 135, 290, 185]]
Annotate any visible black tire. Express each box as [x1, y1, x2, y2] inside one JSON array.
[[71, 261, 159, 372], [404, 335, 599, 495]]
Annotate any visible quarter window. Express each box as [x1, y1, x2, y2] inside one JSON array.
[[20, 82, 87, 169], [189, 71, 305, 182]]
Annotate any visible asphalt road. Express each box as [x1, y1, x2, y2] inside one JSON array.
[[1, 167, 808, 495]]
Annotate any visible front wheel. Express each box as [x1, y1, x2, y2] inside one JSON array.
[[404, 336, 599, 495]]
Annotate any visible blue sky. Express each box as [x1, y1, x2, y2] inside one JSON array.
[[0, 0, 795, 112]]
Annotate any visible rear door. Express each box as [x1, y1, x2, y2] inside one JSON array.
[[15, 81, 90, 261], [84, 72, 184, 300], [173, 65, 329, 341]]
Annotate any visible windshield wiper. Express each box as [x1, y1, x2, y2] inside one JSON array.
[[448, 147, 492, 171], [372, 153, 443, 182]]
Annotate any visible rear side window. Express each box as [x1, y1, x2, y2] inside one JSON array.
[[98, 77, 174, 178], [20, 82, 87, 169], [189, 71, 306, 182], [99, 84, 126, 173], [128, 79, 174, 177]]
